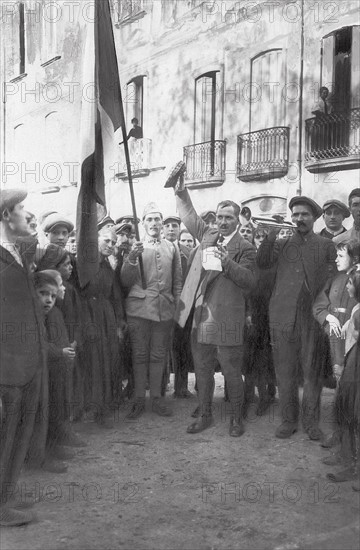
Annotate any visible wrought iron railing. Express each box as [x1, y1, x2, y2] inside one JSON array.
[[116, 138, 152, 177], [237, 127, 290, 181], [305, 108, 360, 163], [183, 140, 226, 185]]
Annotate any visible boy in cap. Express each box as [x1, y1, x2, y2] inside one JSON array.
[[333, 189, 360, 245], [0, 189, 46, 526], [42, 212, 74, 249], [320, 199, 350, 239], [121, 202, 182, 419], [257, 196, 337, 440]]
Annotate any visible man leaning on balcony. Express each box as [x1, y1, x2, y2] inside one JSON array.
[[333, 188, 360, 246], [166, 167, 256, 437]]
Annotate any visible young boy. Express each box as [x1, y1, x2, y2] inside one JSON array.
[[31, 270, 77, 472]]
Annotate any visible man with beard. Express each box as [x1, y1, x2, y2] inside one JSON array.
[[257, 196, 337, 440]]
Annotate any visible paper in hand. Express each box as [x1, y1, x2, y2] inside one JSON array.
[[201, 246, 222, 271]]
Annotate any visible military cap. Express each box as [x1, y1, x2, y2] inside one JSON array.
[[0, 188, 27, 215], [115, 222, 132, 235], [163, 215, 181, 225], [200, 210, 216, 222], [41, 213, 74, 233], [142, 202, 163, 220], [97, 216, 115, 231], [115, 215, 140, 225], [322, 199, 350, 218], [289, 196, 323, 219]]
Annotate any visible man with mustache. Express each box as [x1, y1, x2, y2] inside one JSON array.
[[168, 184, 256, 437], [257, 196, 337, 440]]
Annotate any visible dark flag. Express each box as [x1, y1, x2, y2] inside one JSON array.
[[76, 0, 123, 288]]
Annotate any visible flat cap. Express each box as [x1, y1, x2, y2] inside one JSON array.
[[164, 161, 186, 189], [348, 188, 360, 203], [97, 216, 115, 231], [115, 222, 132, 235], [163, 215, 181, 225], [41, 213, 74, 233], [200, 210, 216, 222], [115, 215, 140, 225], [142, 202, 163, 220], [0, 188, 27, 214], [289, 196, 323, 219], [322, 199, 350, 218]]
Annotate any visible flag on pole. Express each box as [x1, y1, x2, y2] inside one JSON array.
[[76, 0, 124, 288]]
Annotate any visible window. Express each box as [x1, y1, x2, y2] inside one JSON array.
[[250, 49, 285, 131], [19, 2, 25, 74], [321, 26, 360, 111], [114, 0, 145, 23], [126, 76, 145, 130], [194, 72, 218, 143], [41, 1, 59, 64]]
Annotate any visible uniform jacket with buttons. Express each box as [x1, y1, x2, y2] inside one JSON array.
[[175, 189, 256, 346], [121, 238, 182, 322], [257, 231, 337, 329], [0, 245, 46, 386]]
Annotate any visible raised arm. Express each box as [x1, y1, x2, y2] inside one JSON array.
[[175, 188, 207, 242]]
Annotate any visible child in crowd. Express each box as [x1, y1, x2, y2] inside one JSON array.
[[30, 270, 80, 473], [327, 265, 360, 485]]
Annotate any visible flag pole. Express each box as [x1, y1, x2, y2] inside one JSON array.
[[115, 89, 146, 288]]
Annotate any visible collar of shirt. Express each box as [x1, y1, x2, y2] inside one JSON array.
[[221, 230, 238, 246], [325, 226, 346, 236], [0, 238, 23, 266], [143, 235, 161, 246]]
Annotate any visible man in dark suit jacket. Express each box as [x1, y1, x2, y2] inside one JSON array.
[[172, 187, 256, 437], [257, 196, 337, 440], [0, 189, 46, 526]]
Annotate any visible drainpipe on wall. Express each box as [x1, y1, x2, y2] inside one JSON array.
[[296, 0, 305, 196], [1, 32, 6, 174]]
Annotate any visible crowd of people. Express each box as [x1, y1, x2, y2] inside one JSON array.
[[0, 179, 359, 527]]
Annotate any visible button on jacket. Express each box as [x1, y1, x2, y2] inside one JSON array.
[[121, 238, 183, 322]]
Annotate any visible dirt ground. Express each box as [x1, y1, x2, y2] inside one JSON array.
[[2, 373, 359, 550]]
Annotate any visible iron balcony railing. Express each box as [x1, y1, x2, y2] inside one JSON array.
[[305, 108, 360, 170], [237, 126, 290, 181], [183, 140, 226, 186], [116, 137, 152, 178]]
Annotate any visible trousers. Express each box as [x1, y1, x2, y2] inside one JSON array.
[[191, 331, 244, 420], [128, 316, 173, 400]]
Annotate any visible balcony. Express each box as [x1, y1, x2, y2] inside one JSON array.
[[237, 127, 290, 182], [115, 138, 152, 179], [305, 108, 360, 173], [183, 140, 226, 188]]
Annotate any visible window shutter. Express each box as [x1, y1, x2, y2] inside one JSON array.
[[351, 26, 360, 108], [321, 34, 335, 92]]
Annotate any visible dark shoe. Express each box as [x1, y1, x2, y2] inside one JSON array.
[[0, 507, 35, 527], [321, 431, 341, 448], [41, 458, 68, 474], [191, 406, 200, 418], [306, 426, 323, 441], [49, 446, 75, 461], [327, 467, 359, 483], [152, 399, 173, 417], [275, 422, 298, 439], [229, 418, 245, 437], [60, 431, 87, 447], [187, 415, 214, 434], [125, 401, 145, 420]]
